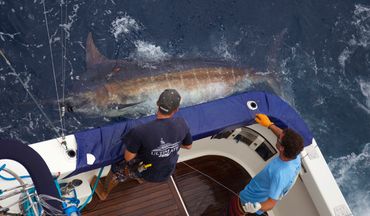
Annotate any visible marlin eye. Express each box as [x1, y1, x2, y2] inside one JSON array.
[[112, 66, 121, 73]]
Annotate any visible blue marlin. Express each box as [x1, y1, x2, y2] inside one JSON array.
[[66, 33, 281, 117]]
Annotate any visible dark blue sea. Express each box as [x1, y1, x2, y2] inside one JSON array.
[[0, 0, 369, 215]]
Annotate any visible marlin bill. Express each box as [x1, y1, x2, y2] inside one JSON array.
[[65, 33, 282, 117]]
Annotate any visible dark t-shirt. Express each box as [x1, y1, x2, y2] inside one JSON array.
[[123, 117, 192, 182]]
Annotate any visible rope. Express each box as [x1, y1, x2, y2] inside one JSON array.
[[0, 50, 61, 137], [78, 167, 104, 211], [0, 163, 30, 180], [0, 174, 30, 181], [42, 0, 65, 138]]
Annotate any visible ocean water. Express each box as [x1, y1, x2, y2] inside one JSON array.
[[0, 0, 369, 215]]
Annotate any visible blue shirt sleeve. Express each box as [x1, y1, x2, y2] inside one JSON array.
[[124, 128, 142, 153], [179, 118, 193, 146], [182, 130, 193, 146]]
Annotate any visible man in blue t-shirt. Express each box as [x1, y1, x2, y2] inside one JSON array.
[[93, 89, 192, 200], [123, 89, 193, 182], [228, 114, 304, 216]]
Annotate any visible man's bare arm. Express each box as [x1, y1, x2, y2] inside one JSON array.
[[268, 124, 283, 138], [255, 114, 283, 138], [260, 198, 277, 212], [180, 144, 192, 149]]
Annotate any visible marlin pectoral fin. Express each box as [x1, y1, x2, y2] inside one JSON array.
[[107, 102, 143, 110]]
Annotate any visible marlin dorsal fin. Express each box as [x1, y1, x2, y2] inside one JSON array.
[[86, 32, 108, 67]]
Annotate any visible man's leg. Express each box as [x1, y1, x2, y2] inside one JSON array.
[[90, 175, 108, 201], [104, 170, 120, 194], [227, 194, 244, 216], [91, 170, 120, 201], [128, 168, 145, 184]]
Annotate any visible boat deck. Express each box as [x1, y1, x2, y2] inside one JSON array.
[[82, 155, 251, 216]]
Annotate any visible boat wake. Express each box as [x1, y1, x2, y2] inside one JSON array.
[[328, 143, 370, 216]]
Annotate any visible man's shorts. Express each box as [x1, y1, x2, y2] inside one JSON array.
[[111, 159, 143, 182]]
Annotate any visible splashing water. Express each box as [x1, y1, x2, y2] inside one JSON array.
[[352, 4, 370, 48], [130, 40, 170, 64], [359, 79, 370, 112], [328, 143, 370, 216], [338, 4, 370, 73], [213, 35, 237, 62], [110, 14, 141, 40]]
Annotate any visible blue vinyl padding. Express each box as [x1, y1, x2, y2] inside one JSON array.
[[70, 91, 313, 177]]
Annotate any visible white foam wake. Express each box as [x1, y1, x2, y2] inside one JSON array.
[[359, 79, 370, 108], [352, 4, 370, 48], [328, 143, 370, 216], [59, 4, 80, 40], [351, 79, 370, 114], [338, 4, 370, 72]]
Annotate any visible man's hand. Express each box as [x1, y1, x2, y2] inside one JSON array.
[[242, 202, 261, 213], [124, 149, 137, 162], [255, 114, 274, 128]]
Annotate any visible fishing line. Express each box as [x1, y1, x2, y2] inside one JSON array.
[[0, 50, 61, 138], [60, 0, 68, 103], [180, 161, 240, 197], [59, 0, 68, 139], [180, 104, 273, 205], [60, 0, 65, 104], [179, 103, 260, 199], [42, 0, 65, 138]]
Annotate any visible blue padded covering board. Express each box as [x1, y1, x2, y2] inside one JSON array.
[[70, 91, 313, 177]]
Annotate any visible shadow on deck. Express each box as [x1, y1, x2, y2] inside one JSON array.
[[82, 155, 251, 216]]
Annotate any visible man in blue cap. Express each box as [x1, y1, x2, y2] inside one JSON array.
[[93, 89, 193, 200]]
